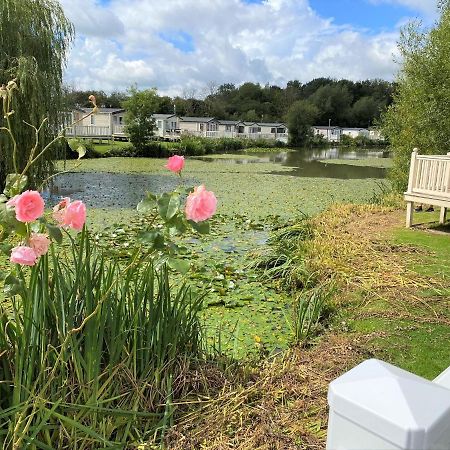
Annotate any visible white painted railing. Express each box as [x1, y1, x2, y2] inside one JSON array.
[[183, 130, 288, 141], [66, 125, 112, 137], [113, 124, 126, 135], [411, 154, 450, 196], [404, 148, 450, 227], [326, 359, 450, 450]]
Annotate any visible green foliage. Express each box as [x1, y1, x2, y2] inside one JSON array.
[[0, 0, 74, 187], [0, 230, 204, 447], [122, 86, 159, 153], [286, 100, 319, 146], [382, 5, 450, 190], [291, 284, 334, 346], [66, 78, 394, 130]]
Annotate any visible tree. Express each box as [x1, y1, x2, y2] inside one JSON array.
[[0, 0, 73, 187], [351, 96, 384, 128], [382, 3, 450, 190], [122, 87, 159, 152], [286, 100, 319, 146], [310, 84, 353, 126]]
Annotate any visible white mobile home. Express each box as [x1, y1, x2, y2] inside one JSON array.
[[179, 117, 219, 137], [312, 126, 342, 142], [152, 114, 180, 139], [341, 127, 370, 139], [67, 107, 126, 138]]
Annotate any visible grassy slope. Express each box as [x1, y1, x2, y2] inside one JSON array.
[[352, 222, 450, 379], [166, 207, 450, 449]]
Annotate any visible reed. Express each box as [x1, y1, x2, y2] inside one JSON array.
[[0, 229, 204, 448]]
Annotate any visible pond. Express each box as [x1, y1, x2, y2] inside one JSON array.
[[52, 148, 390, 208], [51, 149, 392, 357]]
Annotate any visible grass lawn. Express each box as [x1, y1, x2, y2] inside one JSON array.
[[91, 140, 132, 154]]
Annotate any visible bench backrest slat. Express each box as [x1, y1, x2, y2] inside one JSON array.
[[408, 150, 450, 196]]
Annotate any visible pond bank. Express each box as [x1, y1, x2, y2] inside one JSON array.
[[164, 205, 450, 449]]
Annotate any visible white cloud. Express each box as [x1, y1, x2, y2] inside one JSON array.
[[61, 0, 405, 95]]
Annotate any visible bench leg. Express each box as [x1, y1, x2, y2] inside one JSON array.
[[406, 202, 414, 228], [440, 207, 447, 224]]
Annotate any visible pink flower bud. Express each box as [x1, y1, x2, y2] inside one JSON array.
[[29, 233, 51, 257], [165, 155, 185, 174]]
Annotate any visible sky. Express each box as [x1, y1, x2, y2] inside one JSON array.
[[60, 0, 438, 96]]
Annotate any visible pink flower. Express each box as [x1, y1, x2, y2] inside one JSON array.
[[10, 246, 37, 266], [29, 233, 51, 257], [165, 155, 185, 174], [53, 197, 86, 231], [14, 190, 45, 223], [64, 200, 87, 231], [52, 197, 70, 225], [6, 195, 19, 208], [185, 185, 217, 223]]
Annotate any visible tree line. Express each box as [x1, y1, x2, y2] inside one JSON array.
[[64, 78, 395, 128]]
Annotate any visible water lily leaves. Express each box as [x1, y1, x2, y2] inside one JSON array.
[[168, 257, 190, 274], [3, 173, 27, 197], [67, 138, 87, 159]]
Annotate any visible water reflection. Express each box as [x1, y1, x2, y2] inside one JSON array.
[[196, 147, 390, 179]]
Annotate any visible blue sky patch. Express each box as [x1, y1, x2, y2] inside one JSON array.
[[159, 31, 195, 53], [309, 0, 421, 32]]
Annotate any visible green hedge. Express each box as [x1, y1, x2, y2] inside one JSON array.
[[65, 136, 286, 159]]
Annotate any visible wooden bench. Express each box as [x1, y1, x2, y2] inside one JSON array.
[[404, 148, 450, 227]]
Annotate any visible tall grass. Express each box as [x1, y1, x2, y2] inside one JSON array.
[[0, 230, 203, 448], [250, 218, 314, 290]]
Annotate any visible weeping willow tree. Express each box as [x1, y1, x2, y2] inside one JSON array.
[[0, 0, 73, 188]]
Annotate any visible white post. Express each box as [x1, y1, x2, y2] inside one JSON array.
[[326, 359, 450, 450], [406, 148, 419, 228]]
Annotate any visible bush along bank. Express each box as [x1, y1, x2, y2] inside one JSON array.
[[66, 136, 287, 159]]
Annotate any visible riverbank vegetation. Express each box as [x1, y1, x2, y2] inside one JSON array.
[[162, 205, 450, 449]]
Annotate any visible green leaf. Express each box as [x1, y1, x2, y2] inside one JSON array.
[[168, 257, 190, 274], [189, 220, 210, 234], [0, 242, 12, 256], [3, 173, 27, 197], [137, 193, 157, 213], [167, 214, 187, 234], [46, 223, 63, 244], [4, 273, 25, 298], [137, 230, 165, 250], [157, 192, 180, 221], [67, 138, 87, 159], [0, 203, 27, 236]]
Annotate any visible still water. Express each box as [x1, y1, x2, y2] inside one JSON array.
[[196, 147, 390, 179], [49, 148, 390, 208]]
